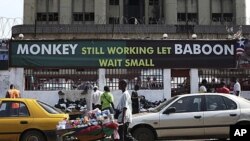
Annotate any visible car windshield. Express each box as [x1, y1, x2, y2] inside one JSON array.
[[150, 96, 179, 112], [37, 101, 63, 114]]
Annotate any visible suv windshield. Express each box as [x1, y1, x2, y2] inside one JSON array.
[[151, 96, 179, 112], [38, 101, 63, 114]]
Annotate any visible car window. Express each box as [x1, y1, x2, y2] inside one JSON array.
[[222, 97, 237, 110], [169, 96, 202, 113], [38, 101, 62, 114], [152, 96, 179, 112], [205, 95, 227, 111], [0, 101, 29, 117]]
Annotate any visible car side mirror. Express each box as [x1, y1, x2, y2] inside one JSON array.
[[163, 107, 176, 114]]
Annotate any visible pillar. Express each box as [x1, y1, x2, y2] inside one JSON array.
[[190, 69, 199, 93], [163, 69, 171, 99]]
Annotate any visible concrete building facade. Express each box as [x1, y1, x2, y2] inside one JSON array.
[[13, 0, 250, 40]]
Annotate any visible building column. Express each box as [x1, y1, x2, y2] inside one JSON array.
[[119, 0, 124, 24], [60, 0, 72, 24], [94, 0, 107, 24], [163, 0, 177, 25], [190, 69, 199, 93], [23, 0, 36, 24], [198, 0, 210, 25], [145, 0, 149, 24], [98, 68, 106, 91], [163, 69, 171, 100], [235, 0, 246, 25]]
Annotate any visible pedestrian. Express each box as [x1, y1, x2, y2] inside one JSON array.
[[199, 79, 207, 93], [5, 84, 21, 111], [116, 80, 132, 141], [216, 81, 230, 94], [131, 84, 140, 114], [230, 77, 241, 96], [91, 86, 102, 110], [5, 84, 21, 98], [100, 86, 114, 114]]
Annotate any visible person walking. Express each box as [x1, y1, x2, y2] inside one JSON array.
[[230, 77, 241, 96], [116, 80, 132, 141], [131, 84, 140, 114], [91, 86, 102, 110], [5, 84, 21, 110], [100, 86, 114, 114], [216, 81, 230, 94]]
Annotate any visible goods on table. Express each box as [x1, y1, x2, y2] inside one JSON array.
[[56, 108, 118, 141]]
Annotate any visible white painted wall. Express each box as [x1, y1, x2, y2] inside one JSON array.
[[0, 68, 24, 98]]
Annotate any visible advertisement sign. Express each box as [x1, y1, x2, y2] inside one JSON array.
[[10, 39, 236, 68], [0, 39, 9, 70]]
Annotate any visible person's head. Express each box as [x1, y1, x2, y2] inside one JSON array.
[[201, 79, 207, 85], [230, 77, 237, 83], [134, 84, 140, 91], [119, 79, 127, 91], [220, 81, 226, 87], [10, 84, 14, 89], [104, 86, 110, 92], [93, 86, 98, 91]]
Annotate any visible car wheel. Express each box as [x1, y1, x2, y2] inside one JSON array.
[[21, 130, 46, 141], [132, 127, 155, 141]]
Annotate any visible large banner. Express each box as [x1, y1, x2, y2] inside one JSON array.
[[10, 40, 237, 68], [0, 39, 9, 70]]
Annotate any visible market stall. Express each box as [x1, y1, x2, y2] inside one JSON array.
[[56, 109, 119, 141]]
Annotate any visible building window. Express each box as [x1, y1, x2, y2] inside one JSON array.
[[177, 13, 197, 22], [85, 13, 94, 21], [73, 13, 84, 21], [109, 17, 120, 24], [212, 13, 233, 22], [187, 13, 197, 22], [129, 0, 139, 5], [37, 13, 47, 21], [109, 0, 119, 5], [223, 13, 233, 22], [177, 13, 186, 22], [149, 17, 157, 24], [212, 13, 222, 22], [149, 0, 159, 5], [48, 13, 58, 21]]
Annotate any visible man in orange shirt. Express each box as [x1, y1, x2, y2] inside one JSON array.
[[6, 84, 21, 98], [6, 84, 21, 109]]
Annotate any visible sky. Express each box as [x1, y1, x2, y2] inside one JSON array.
[[0, 0, 249, 38], [0, 0, 23, 38]]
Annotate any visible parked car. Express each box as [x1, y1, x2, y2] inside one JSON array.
[[0, 98, 69, 141], [129, 93, 250, 141]]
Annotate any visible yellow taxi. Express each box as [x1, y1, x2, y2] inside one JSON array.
[[0, 98, 69, 141]]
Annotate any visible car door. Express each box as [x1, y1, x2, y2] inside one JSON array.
[[204, 95, 240, 137], [158, 95, 204, 138], [0, 101, 33, 141]]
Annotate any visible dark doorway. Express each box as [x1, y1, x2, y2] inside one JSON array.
[[124, 0, 145, 24]]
